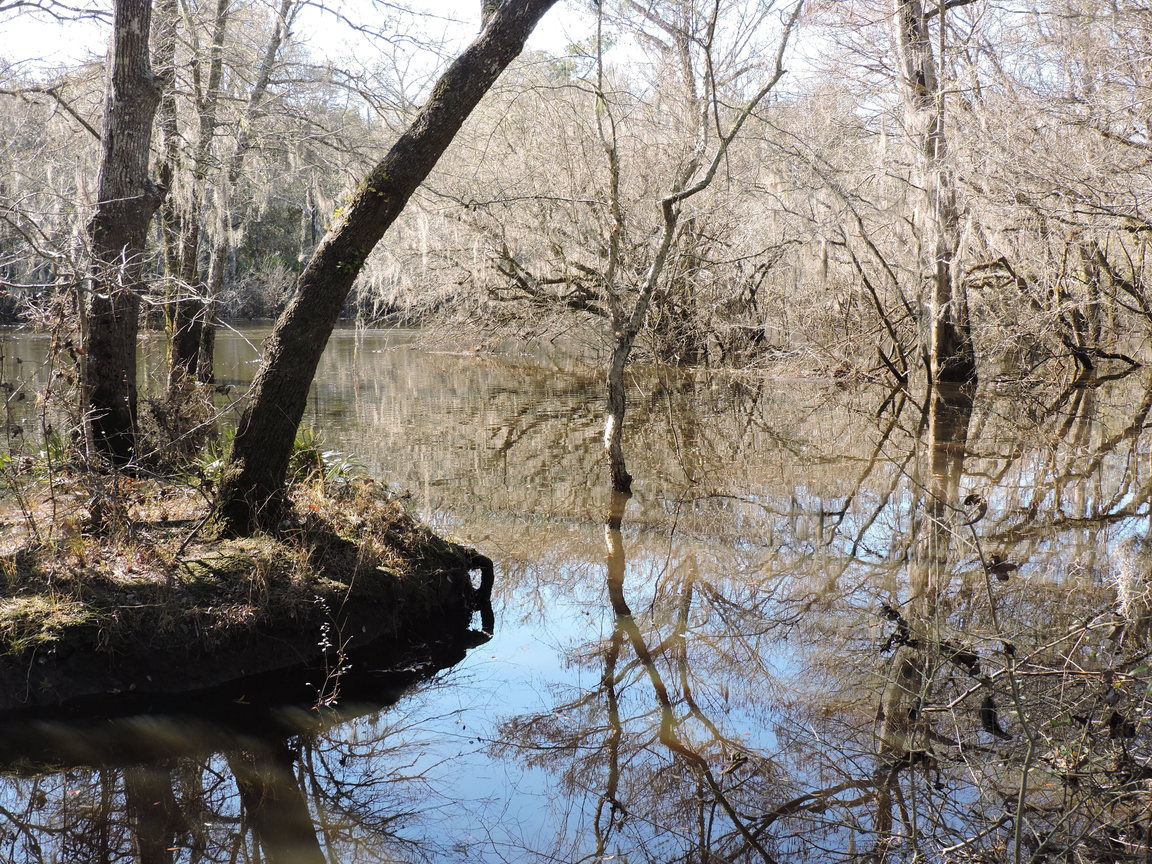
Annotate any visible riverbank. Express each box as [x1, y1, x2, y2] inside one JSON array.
[[0, 475, 491, 711]]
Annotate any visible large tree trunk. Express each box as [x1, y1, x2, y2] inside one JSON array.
[[893, 0, 977, 385], [82, 0, 163, 465], [209, 0, 560, 535]]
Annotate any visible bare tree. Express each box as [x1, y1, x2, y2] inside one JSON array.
[[195, 0, 300, 387], [891, 0, 976, 384], [159, 0, 232, 396], [598, 0, 804, 492]]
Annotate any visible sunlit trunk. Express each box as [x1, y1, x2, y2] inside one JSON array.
[[153, 0, 181, 282], [893, 0, 976, 385], [81, 0, 164, 464]]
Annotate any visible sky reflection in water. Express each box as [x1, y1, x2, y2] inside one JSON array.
[[0, 325, 1150, 862]]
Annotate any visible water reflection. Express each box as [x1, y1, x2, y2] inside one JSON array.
[[0, 652, 476, 864], [2, 327, 1152, 861], [485, 370, 1152, 861], [599, 488, 779, 860]]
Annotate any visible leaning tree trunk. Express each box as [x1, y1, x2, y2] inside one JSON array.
[[82, 0, 164, 465], [893, 0, 976, 385], [209, 0, 560, 535]]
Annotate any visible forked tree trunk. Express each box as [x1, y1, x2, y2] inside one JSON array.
[[197, 0, 296, 387], [597, 1, 802, 495], [210, 0, 560, 535], [82, 0, 164, 464]]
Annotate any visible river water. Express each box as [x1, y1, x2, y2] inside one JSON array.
[[1, 325, 1150, 862]]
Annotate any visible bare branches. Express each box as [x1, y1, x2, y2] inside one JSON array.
[[923, 0, 980, 20], [0, 84, 101, 139], [0, 0, 109, 21]]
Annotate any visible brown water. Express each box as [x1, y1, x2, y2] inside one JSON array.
[[1, 325, 1150, 862]]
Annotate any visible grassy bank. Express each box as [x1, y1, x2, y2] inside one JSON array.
[[0, 474, 488, 711]]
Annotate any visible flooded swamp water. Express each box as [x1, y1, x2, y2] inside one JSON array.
[[1, 325, 1151, 862]]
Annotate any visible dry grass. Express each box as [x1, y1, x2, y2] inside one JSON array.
[[0, 474, 478, 673]]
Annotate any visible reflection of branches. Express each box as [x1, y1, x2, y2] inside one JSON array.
[[971, 372, 1152, 550], [593, 625, 625, 856], [402, 339, 1152, 861], [123, 762, 184, 864], [606, 489, 779, 862]]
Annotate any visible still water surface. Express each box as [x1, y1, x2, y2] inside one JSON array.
[[1, 325, 1151, 862]]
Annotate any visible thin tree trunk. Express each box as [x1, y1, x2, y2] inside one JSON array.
[[81, 0, 164, 465], [153, 0, 181, 282], [600, 141, 786, 484], [195, 0, 296, 386], [598, 1, 801, 493], [197, 217, 227, 381], [209, 0, 560, 535], [605, 337, 634, 494], [167, 0, 230, 395]]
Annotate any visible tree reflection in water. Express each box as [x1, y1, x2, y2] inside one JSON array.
[[494, 373, 1152, 863], [3, 328, 1152, 862], [0, 640, 487, 863]]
